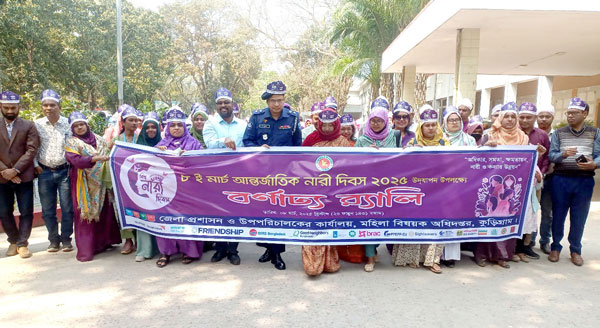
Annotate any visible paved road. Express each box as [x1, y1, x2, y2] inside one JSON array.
[[2, 204, 600, 328]]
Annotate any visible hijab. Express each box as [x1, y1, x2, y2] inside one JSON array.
[[136, 120, 162, 147], [72, 123, 97, 148], [156, 121, 202, 151], [190, 110, 208, 147], [488, 111, 529, 145], [363, 107, 390, 141], [443, 112, 476, 146], [302, 109, 342, 147], [414, 121, 449, 147]]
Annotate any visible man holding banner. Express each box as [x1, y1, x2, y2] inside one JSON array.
[[242, 80, 301, 270], [203, 87, 247, 265]]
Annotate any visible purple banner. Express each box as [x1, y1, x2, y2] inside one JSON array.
[[109, 142, 537, 244]]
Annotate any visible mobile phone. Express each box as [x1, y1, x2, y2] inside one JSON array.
[[576, 155, 587, 163]]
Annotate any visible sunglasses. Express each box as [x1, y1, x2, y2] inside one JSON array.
[[394, 115, 410, 120]]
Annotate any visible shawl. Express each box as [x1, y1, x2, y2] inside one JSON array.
[[156, 122, 202, 151], [443, 112, 476, 146], [488, 111, 529, 146]]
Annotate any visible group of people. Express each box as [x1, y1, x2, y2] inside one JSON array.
[[1, 80, 598, 276]]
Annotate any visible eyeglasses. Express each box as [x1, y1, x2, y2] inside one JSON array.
[[394, 115, 410, 120], [447, 118, 461, 123], [564, 111, 582, 117]]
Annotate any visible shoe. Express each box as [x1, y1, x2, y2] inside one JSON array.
[[523, 245, 540, 259], [364, 263, 374, 272], [135, 256, 145, 262], [120, 239, 135, 255], [6, 244, 17, 257], [258, 249, 271, 263], [540, 243, 551, 255], [228, 253, 241, 265], [62, 241, 73, 252], [17, 246, 31, 259], [570, 253, 584, 266], [548, 250, 560, 262], [211, 251, 227, 263], [441, 260, 455, 268], [271, 253, 286, 270], [47, 242, 60, 253]]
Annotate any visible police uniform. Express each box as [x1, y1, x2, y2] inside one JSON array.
[[243, 107, 301, 147]]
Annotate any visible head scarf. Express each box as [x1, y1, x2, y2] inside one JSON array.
[[190, 106, 209, 146], [156, 121, 202, 150], [414, 121, 449, 147], [488, 111, 529, 145], [137, 120, 162, 147], [363, 107, 390, 141], [69, 112, 97, 148], [443, 111, 475, 146], [302, 109, 341, 147]]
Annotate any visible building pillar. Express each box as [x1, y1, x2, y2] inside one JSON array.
[[401, 65, 416, 107], [536, 76, 554, 108], [454, 28, 479, 105], [480, 88, 491, 118], [504, 82, 517, 103]]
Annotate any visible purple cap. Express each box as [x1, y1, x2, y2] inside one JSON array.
[[0, 91, 20, 104], [491, 104, 502, 115], [261, 81, 286, 100], [340, 113, 354, 126], [190, 103, 209, 119], [311, 101, 324, 114], [216, 87, 233, 102], [166, 106, 186, 123], [143, 111, 161, 125], [518, 102, 537, 115], [370, 96, 390, 111], [324, 96, 338, 110], [501, 102, 518, 113], [419, 104, 438, 123], [136, 109, 144, 119], [41, 89, 60, 103], [318, 109, 338, 124], [393, 101, 412, 114], [68, 111, 88, 126], [568, 97, 587, 111], [121, 106, 138, 119], [118, 104, 132, 114]]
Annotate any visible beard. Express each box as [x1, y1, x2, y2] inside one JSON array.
[[219, 110, 233, 119], [2, 112, 17, 120]]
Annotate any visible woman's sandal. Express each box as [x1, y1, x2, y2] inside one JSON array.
[[497, 260, 510, 269], [182, 255, 194, 264], [475, 258, 487, 267], [364, 263, 375, 272], [156, 255, 170, 268], [511, 255, 521, 262], [517, 253, 529, 263], [429, 264, 442, 274]]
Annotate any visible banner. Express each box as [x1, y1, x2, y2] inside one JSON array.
[[110, 142, 537, 244]]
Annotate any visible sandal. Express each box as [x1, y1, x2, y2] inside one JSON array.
[[408, 263, 419, 269], [497, 260, 510, 269], [156, 255, 170, 268], [475, 258, 487, 267], [511, 255, 520, 262], [364, 263, 375, 272], [182, 255, 194, 264], [517, 253, 529, 263], [429, 264, 442, 274]]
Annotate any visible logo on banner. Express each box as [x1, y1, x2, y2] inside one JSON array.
[[315, 156, 334, 172], [349, 230, 356, 237], [249, 229, 258, 236], [119, 154, 177, 210]]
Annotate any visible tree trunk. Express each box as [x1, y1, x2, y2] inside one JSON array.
[[380, 73, 394, 104], [415, 73, 432, 108]]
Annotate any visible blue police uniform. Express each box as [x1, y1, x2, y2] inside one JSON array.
[[243, 107, 301, 147], [242, 106, 301, 255]]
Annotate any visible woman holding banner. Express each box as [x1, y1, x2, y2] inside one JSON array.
[[393, 105, 448, 274], [154, 107, 204, 268], [65, 112, 122, 262], [133, 112, 162, 262], [301, 108, 349, 276], [189, 103, 208, 149], [476, 102, 529, 268], [354, 97, 395, 272]]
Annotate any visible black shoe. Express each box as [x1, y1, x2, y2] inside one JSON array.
[[258, 249, 271, 263], [211, 251, 227, 263], [524, 245, 540, 259], [47, 242, 60, 253], [271, 253, 286, 270], [62, 241, 73, 252], [228, 253, 241, 265], [441, 260, 455, 268], [540, 243, 551, 255]]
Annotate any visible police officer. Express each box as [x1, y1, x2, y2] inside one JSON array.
[[242, 80, 301, 270]]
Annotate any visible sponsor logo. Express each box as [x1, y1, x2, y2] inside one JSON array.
[[333, 231, 338, 238], [409, 231, 415, 237], [439, 230, 453, 237], [249, 229, 258, 236], [293, 230, 328, 238], [197, 228, 244, 235], [140, 213, 147, 220], [456, 230, 463, 236], [132, 211, 140, 218], [349, 230, 357, 237], [384, 231, 408, 237], [491, 229, 498, 236], [510, 226, 516, 233], [125, 209, 133, 216], [501, 228, 507, 235], [359, 231, 381, 237], [147, 214, 156, 222], [120, 154, 177, 210], [170, 226, 185, 233], [315, 155, 334, 172], [478, 230, 488, 236]]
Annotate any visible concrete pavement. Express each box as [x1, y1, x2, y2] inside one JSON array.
[[2, 204, 600, 328]]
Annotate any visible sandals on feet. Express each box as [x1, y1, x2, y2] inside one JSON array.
[[156, 255, 170, 268], [475, 258, 487, 267], [364, 263, 375, 272], [517, 253, 529, 263], [497, 260, 510, 269], [429, 264, 442, 274], [182, 255, 194, 264]]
